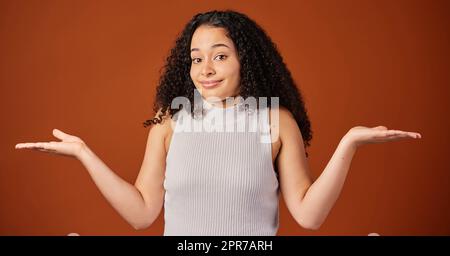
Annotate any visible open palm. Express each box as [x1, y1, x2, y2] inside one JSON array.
[[347, 126, 422, 147], [15, 129, 86, 158]]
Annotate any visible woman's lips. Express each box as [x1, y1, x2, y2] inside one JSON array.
[[200, 80, 223, 89]]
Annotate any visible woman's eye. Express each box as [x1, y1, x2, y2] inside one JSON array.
[[191, 58, 201, 64], [215, 54, 227, 60], [191, 55, 226, 64]]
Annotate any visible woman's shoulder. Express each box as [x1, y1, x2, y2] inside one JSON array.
[[147, 109, 174, 139], [152, 108, 174, 133], [268, 106, 296, 127], [147, 108, 175, 154], [268, 106, 301, 141]]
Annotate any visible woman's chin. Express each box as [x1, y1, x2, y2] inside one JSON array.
[[194, 86, 238, 103]]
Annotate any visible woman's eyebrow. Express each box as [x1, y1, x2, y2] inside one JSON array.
[[191, 43, 230, 52]]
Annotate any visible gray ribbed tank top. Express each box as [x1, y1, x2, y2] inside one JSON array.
[[163, 100, 280, 236]]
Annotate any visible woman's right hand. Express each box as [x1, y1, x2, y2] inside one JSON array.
[[15, 129, 87, 159]]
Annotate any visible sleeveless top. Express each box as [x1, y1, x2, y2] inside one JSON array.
[[163, 99, 280, 236]]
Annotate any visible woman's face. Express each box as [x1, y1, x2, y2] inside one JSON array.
[[190, 25, 241, 106]]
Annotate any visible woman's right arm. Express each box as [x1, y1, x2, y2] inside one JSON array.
[[78, 117, 169, 229], [16, 114, 171, 230]]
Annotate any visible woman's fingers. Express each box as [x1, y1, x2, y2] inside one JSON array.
[[373, 126, 388, 130], [52, 128, 83, 143], [36, 148, 59, 154], [16, 142, 53, 150], [16, 140, 84, 157], [52, 129, 71, 140], [384, 130, 421, 138], [15, 143, 31, 149], [15, 129, 77, 150], [381, 130, 421, 141], [16, 141, 64, 155], [349, 126, 421, 147]]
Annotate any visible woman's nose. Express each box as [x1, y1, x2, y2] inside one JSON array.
[[201, 61, 215, 76]]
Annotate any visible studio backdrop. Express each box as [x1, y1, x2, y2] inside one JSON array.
[[1, 0, 449, 235]]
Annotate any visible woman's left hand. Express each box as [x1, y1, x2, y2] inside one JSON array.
[[344, 126, 422, 148]]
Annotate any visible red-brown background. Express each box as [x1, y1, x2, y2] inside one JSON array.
[[1, 0, 449, 235]]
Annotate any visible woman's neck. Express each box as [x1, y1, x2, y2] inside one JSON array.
[[205, 96, 241, 109]]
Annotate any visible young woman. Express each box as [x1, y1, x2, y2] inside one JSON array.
[[15, 10, 421, 235]]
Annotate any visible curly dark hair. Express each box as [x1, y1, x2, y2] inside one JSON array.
[[143, 10, 313, 156]]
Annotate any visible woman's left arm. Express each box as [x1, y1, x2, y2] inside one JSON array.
[[275, 108, 421, 230]]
